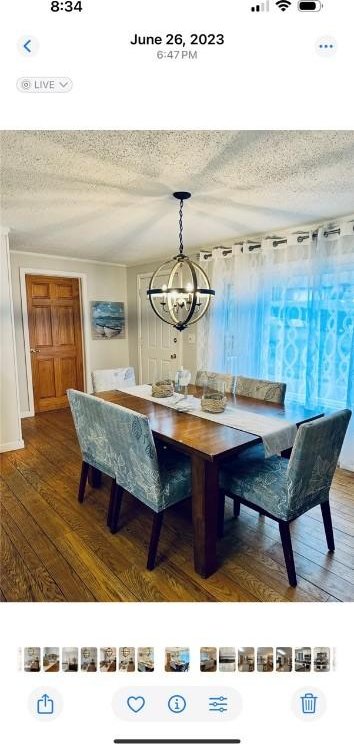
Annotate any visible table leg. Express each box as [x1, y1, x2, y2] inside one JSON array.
[[88, 466, 102, 488], [191, 455, 219, 578]]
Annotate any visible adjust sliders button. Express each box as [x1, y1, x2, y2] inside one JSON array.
[[17, 77, 73, 93]]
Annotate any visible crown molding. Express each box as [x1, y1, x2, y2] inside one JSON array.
[[9, 249, 126, 268]]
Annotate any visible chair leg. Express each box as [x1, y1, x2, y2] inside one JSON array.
[[78, 461, 89, 503], [218, 494, 226, 538], [321, 501, 335, 552], [107, 478, 116, 528], [88, 466, 102, 488], [108, 482, 123, 534], [279, 521, 297, 587], [233, 497, 241, 518], [147, 512, 164, 570]]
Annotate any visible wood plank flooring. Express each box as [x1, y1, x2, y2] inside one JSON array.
[[0, 408, 353, 603]]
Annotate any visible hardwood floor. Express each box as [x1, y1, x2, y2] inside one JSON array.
[[0, 408, 353, 603]]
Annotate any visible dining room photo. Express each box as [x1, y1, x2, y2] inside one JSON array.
[[0, 129, 353, 605]]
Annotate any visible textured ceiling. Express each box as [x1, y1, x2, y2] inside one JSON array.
[[1, 130, 354, 265]]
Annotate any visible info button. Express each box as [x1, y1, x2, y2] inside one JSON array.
[[17, 77, 73, 93]]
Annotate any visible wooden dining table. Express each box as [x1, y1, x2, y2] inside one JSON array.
[[93, 386, 323, 579]]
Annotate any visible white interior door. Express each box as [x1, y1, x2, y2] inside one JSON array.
[[138, 274, 182, 384]]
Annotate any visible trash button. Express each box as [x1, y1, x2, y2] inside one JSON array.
[[292, 687, 326, 720]]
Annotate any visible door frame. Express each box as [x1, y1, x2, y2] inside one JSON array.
[[137, 272, 183, 384], [20, 267, 91, 417]]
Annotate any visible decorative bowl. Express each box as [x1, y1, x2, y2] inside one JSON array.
[[152, 380, 174, 398], [201, 392, 227, 413]]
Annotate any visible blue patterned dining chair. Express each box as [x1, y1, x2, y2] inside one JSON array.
[[68, 389, 119, 528], [232, 375, 286, 518], [68, 389, 192, 570], [195, 370, 236, 394], [235, 375, 286, 404], [219, 410, 351, 586]]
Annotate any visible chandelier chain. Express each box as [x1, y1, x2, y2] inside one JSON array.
[[179, 199, 184, 254]]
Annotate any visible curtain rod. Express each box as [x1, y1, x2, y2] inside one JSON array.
[[202, 225, 352, 259]]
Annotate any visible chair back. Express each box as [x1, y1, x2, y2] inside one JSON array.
[[91, 367, 135, 393], [236, 375, 286, 404], [287, 409, 351, 514], [68, 389, 163, 509], [68, 389, 116, 477], [195, 370, 236, 394]]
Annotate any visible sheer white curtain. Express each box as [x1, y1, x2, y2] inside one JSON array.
[[197, 224, 354, 470], [198, 246, 264, 378]]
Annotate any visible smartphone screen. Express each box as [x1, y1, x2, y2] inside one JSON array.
[[0, 2, 353, 743]]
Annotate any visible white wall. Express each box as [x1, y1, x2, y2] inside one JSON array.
[[10, 251, 130, 416], [0, 232, 24, 451]]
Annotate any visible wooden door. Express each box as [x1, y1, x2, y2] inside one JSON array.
[[138, 274, 182, 384], [26, 275, 84, 413]]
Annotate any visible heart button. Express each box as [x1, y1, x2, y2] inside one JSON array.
[[127, 696, 145, 713]]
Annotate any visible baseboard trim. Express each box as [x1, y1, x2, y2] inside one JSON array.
[[0, 439, 25, 453], [20, 410, 33, 419], [338, 462, 354, 473]]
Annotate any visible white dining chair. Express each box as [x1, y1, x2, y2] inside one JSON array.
[[91, 367, 135, 393], [195, 370, 236, 394]]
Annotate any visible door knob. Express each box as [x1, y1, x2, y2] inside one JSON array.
[[170, 353, 177, 359], [30, 348, 40, 353]]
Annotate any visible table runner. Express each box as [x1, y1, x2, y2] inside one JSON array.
[[116, 384, 297, 457]]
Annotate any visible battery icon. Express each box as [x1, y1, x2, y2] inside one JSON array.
[[298, 1, 323, 9]]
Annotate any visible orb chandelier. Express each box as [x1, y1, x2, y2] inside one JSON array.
[[147, 192, 215, 331]]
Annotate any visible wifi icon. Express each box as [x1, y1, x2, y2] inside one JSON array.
[[276, 0, 292, 10]]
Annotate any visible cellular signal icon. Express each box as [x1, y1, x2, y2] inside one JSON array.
[[251, 1, 270, 10], [276, 0, 292, 10]]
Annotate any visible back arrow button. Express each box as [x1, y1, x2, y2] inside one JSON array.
[[18, 36, 39, 56]]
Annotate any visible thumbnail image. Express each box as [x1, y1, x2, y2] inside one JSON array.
[[295, 647, 311, 672], [257, 647, 274, 672], [276, 647, 292, 672], [81, 647, 98, 672], [314, 647, 330, 672], [238, 647, 255, 672], [62, 647, 78, 672], [165, 647, 190, 672], [200, 647, 217, 672], [43, 647, 60, 672], [219, 647, 236, 672], [119, 647, 136, 672], [100, 647, 117, 672], [24, 647, 41, 672], [138, 647, 155, 672]]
